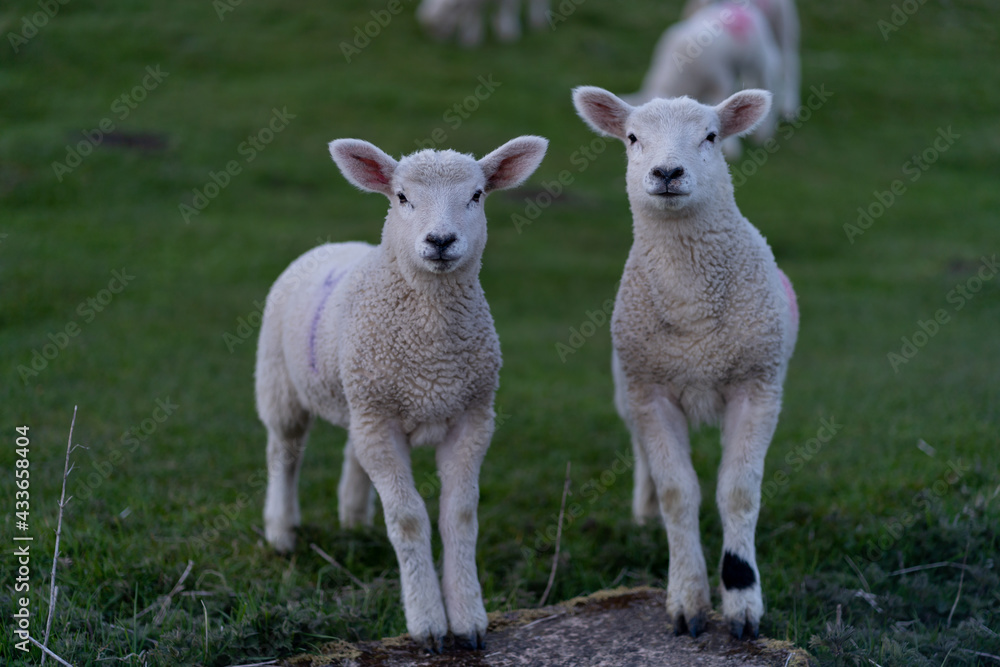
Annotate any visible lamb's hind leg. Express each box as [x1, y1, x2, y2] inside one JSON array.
[[717, 389, 781, 639], [257, 346, 313, 554], [614, 352, 657, 524], [632, 390, 710, 637], [263, 418, 311, 553], [338, 437, 375, 527]]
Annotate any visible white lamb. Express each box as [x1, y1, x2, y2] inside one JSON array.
[[683, 0, 801, 120], [417, 0, 550, 47], [573, 86, 798, 639], [629, 2, 782, 159], [255, 135, 548, 651]]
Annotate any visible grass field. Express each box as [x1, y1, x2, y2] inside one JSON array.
[[1, 0, 998, 665]]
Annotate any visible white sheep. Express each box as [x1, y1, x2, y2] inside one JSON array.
[[255, 135, 548, 651], [683, 0, 801, 120], [417, 0, 550, 47], [573, 86, 798, 639], [628, 2, 782, 159]]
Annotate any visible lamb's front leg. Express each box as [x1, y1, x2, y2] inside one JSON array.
[[632, 391, 711, 637], [351, 418, 447, 652], [436, 408, 492, 650], [717, 389, 782, 639]]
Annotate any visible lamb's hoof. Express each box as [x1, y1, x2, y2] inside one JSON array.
[[454, 630, 486, 651], [671, 612, 706, 638], [417, 634, 444, 654], [264, 526, 297, 554], [728, 617, 760, 641]]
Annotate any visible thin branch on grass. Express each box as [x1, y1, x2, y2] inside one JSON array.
[[956, 649, 1000, 662], [28, 636, 74, 667], [946, 538, 970, 627], [522, 611, 565, 629], [843, 554, 871, 594], [309, 542, 367, 589], [538, 461, 571, 608], [889, 561, 974, 576], [222, 661, 280, 667], [42, 406, 80, 666], [133, 559, 194, 625]]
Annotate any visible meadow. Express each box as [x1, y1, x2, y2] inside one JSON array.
[[1, 0, 998, 664]]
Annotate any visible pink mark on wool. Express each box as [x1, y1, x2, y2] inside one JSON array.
[[721, 4, 755, 41], [309, 267, 348, 373], [777, 268, 798, 328]]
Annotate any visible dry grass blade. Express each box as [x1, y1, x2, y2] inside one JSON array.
[[42, 406, 79, 665], [538, 461, 571, 608]]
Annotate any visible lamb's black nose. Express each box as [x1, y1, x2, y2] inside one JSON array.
[[426, 233, 457, 250], [651, 166, 685, 182]]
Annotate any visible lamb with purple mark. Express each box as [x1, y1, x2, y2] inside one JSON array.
[[254, 135, 547, 652]]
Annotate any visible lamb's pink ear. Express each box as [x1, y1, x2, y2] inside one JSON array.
[[328, 139, 397, 196], [715, 89, 772, 139], [572, 86, 632, 140], [479, 135, 548, 192]]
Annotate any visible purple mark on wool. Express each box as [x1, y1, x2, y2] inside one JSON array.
[[309, 268, 347, 373]]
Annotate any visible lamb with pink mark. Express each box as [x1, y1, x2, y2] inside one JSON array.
[[254, 135, 547, 652], [630, 2, 782, 159], [573, 86, 797, 639]]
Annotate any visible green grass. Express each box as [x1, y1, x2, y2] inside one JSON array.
[[1, 0, 998, 665]]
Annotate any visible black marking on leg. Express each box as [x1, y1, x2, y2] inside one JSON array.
[[721, 551, 756, 590]]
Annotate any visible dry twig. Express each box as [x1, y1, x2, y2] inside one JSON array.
[[28, 635, 74, 667], [538, 461, 571, 608], [309, 542, 367, 589], [42, 406, 81, 665]]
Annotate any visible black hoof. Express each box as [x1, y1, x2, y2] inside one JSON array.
[[729, 618, 759, 640], [419, 635, 444, 654], [672, 613, 706, 638]]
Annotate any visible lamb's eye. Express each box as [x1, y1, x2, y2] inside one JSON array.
[[471, 189, 482, 203], [397, 192, 408, 204], [628, 133, 638, 145], [706, 132, 717, 143]]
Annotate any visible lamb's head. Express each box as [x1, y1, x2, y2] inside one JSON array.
[[573, 86, 771, 218], [330, 136, 547, 276]]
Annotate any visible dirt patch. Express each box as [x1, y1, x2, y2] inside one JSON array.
[[287, 587, 814, 667]]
